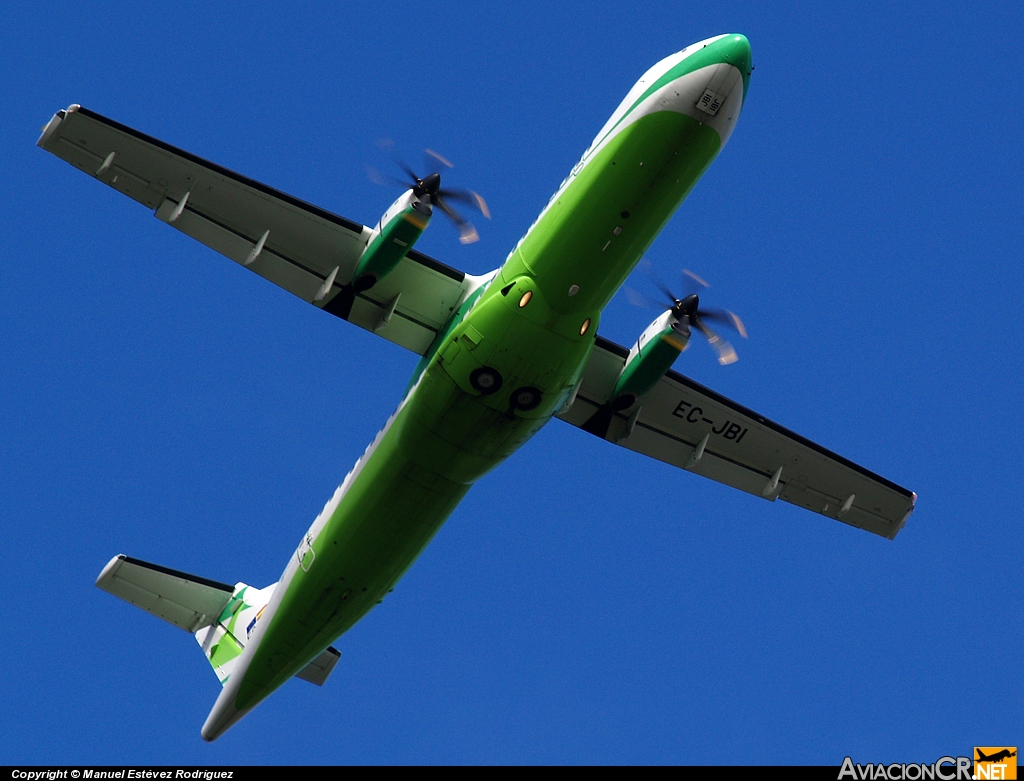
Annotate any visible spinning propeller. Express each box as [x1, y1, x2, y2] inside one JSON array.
[[631, 267, 748, 365], [368, 141, 490, 244]]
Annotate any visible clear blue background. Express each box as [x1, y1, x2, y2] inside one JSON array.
[[2, 1, 1021, 765]]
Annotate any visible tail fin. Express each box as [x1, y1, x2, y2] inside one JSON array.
[[96, 555, 339, 687], [194, 581, 275, 684]]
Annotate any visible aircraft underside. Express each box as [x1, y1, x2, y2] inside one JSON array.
[[40, 33, 914, 741]]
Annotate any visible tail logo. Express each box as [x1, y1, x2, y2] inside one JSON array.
[[246, 605, 267, 640]]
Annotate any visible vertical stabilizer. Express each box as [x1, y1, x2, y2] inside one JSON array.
[[96, 553, 341, 716], [194, 583, 276, 685], [95, 555, 277, 686]]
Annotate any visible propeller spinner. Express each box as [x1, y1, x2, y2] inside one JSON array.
[[649, 268, 748, 365], [369, 141, 490, 244]]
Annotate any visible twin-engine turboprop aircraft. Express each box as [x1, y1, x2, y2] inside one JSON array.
[[38, 34, 915, 741]]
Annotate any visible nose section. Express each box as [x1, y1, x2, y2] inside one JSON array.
[[715, 34, 752, 73], [705, 34, 752, 100]]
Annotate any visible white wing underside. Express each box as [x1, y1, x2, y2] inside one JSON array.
[[558, 338, 916, 539], [38, 105, 472, 355]]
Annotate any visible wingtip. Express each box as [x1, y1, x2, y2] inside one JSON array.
[[95, 554, 127, 588], [890, 499, 916, 539]]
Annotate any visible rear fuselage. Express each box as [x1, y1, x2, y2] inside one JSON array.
[[202, 33, 752, 740]]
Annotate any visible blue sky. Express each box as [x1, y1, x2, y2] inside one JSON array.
[[3, 1, 1021, 765]]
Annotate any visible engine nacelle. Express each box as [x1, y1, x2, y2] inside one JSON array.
[[609, 309, 691, 410], [352, 189, 431, 292], [581, 308, 689, 439]]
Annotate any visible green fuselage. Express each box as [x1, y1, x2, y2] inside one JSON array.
[[241, 112, 722, 709], [210, 34, 753, 734]]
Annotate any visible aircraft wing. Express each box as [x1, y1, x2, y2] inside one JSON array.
[[559, 337, 916, 539], [37, 105, 470, 355]]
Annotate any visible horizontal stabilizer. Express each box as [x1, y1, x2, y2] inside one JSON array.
[[97, 554, 341, 688], [96, 554, 233, 633]]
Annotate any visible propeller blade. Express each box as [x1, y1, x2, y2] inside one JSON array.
[[700, 308, 749, 339], [624, 286, 666, 310], [435, 196, 479, 244], [365, 165, 389, 186], [366, 165, 410, 189], [683, 268, 710, 288], [692, 314, 738, 365], [438, 188, 491, 219], [625, 287, 647, 308], [727, 310, 747, 339], [632, 266, 744, 364], [712, 340, 739, 365], [373, 140, 487, 244], [377, 138, 419, 184], [433, 194, 463, 223], [641, 263, 681, 307], [651, 277, 678, 307], [470, 190, 491, 220], [679, 268, 709, 299], [425, 148, 454, 169]]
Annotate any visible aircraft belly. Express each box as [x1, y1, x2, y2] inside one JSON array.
[[235, 302, 592, 709], [236, 413, 471, 709], [510, 111, 721, 314]]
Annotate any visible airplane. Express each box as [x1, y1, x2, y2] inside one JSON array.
[[37, 33, 916, 741], [976, 750, 1017, 763]]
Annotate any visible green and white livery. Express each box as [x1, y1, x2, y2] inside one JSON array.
[[39, 34, 916, 741], [95, 556, 340, 688]]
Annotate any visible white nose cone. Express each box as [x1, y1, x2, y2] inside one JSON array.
[[668, 34, 752, 147], [584, 34, 752, 160]]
